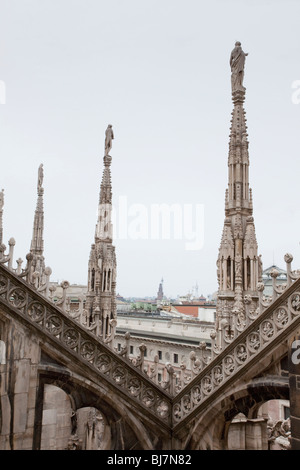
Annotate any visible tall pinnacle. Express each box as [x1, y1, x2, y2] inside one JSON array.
[[95, 125, 114, 241], [27, 163, 46, 289], [30, 164, 44, 256], [86, 125, 117, 342], [215, 44, 261, 349], [226, 42, 251, 216]]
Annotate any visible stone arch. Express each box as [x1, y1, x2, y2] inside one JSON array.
[[226, 412, 248, 450], [258, 398, 291, 450], [182, 376, 289, 450], [40, 383, 72, 450], [35, 365, 156, 450], [76, 407, 111, 450]]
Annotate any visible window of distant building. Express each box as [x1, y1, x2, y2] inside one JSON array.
[[174, 353, 178, 364], [117, 343, 121, 352], [144, 348, 147, 358], [130, 345, 133, 354], [284, 406, 290, 420], [158, 350, 162, 360], [158, 373, 162, 382]]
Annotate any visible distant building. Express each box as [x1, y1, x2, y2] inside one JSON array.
[[114, 313, 214, 382], [171, 303, 216, 322]]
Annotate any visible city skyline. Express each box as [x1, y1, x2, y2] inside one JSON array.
[[0, 0, 300, 298]]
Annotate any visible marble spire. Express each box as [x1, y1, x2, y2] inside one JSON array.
[[30, 164, 44, 256], [215, 43, 261, 349], [28, 164, 46, 288], [85, 126, 117, 342]]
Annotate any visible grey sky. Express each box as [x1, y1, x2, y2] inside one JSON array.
[[0, 0, 299, 298]]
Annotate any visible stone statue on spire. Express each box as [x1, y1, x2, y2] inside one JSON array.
[[38, 164, 44, 192], [105, 124, 114, 156], [230, 41, 248, 93], [0, 189, 4, 211]]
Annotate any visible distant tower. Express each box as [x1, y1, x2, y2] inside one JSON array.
[[157, 278, 164, 302], [215, 43, 262, 348], [85, 126, 117, 341]]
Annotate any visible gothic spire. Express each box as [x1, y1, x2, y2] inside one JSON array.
[[215, 43, 260, 349], [86, 126, 117, 342], [30, 164, 44, 256], [28, 164, 46, 288], [95, 125, 114, 241]]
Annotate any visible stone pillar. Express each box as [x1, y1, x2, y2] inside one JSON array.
[[12, 359, 39, 450], [289, 334, 300, 450], [0, 321, 40, 450], [227, 418, 246, 449], [0, 358, 11, 449], [245, 418, 268, 450]]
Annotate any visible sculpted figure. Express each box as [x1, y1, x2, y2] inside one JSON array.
[[230, 41, 248, 92], [0, 190, 4, 211], [235, 253, 242, 277], [258, 254, 263, 281], [38, 164, 44, 190], [105, 124, 114, 156]]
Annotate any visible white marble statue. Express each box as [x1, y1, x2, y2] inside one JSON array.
[[230, 41, 248, 92]]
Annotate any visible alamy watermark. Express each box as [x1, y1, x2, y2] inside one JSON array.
[[291, 340, 300, 365], [291, 80, 300, 104], [0, 80, 6, 104], [100, 196, 205, 251]]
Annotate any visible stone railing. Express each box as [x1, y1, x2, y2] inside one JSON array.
[[212, 254, 300, 352], [0, 263, 172, 426], [171, 272, 300, 428], [1, 248, 300, 428]]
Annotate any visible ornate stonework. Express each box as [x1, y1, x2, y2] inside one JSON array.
[[85, 127, 117, 342], [216, 43, 260, 350]]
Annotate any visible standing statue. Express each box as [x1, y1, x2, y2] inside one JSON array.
[[71, 409, 78, 436], [38, 164, 44, 191], [0, 189, 4, 211], [105, 124, 114, 156], [230, 41, 248, 93], [235, 252, 242, 278]]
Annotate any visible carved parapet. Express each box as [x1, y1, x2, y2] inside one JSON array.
[[117, 331, 131, 358], [0, 238, 16, 270], [285, 253, 300, 286], [0, 263, 172, 425], [189, 351, 201, 377], [172, 272, 300, 427], [161, 362, 175, 395], [16, 257, 23, 275], [149, 354, 159, 384]]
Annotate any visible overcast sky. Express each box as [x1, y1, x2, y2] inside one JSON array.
[[0, 0, 300, 299]]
